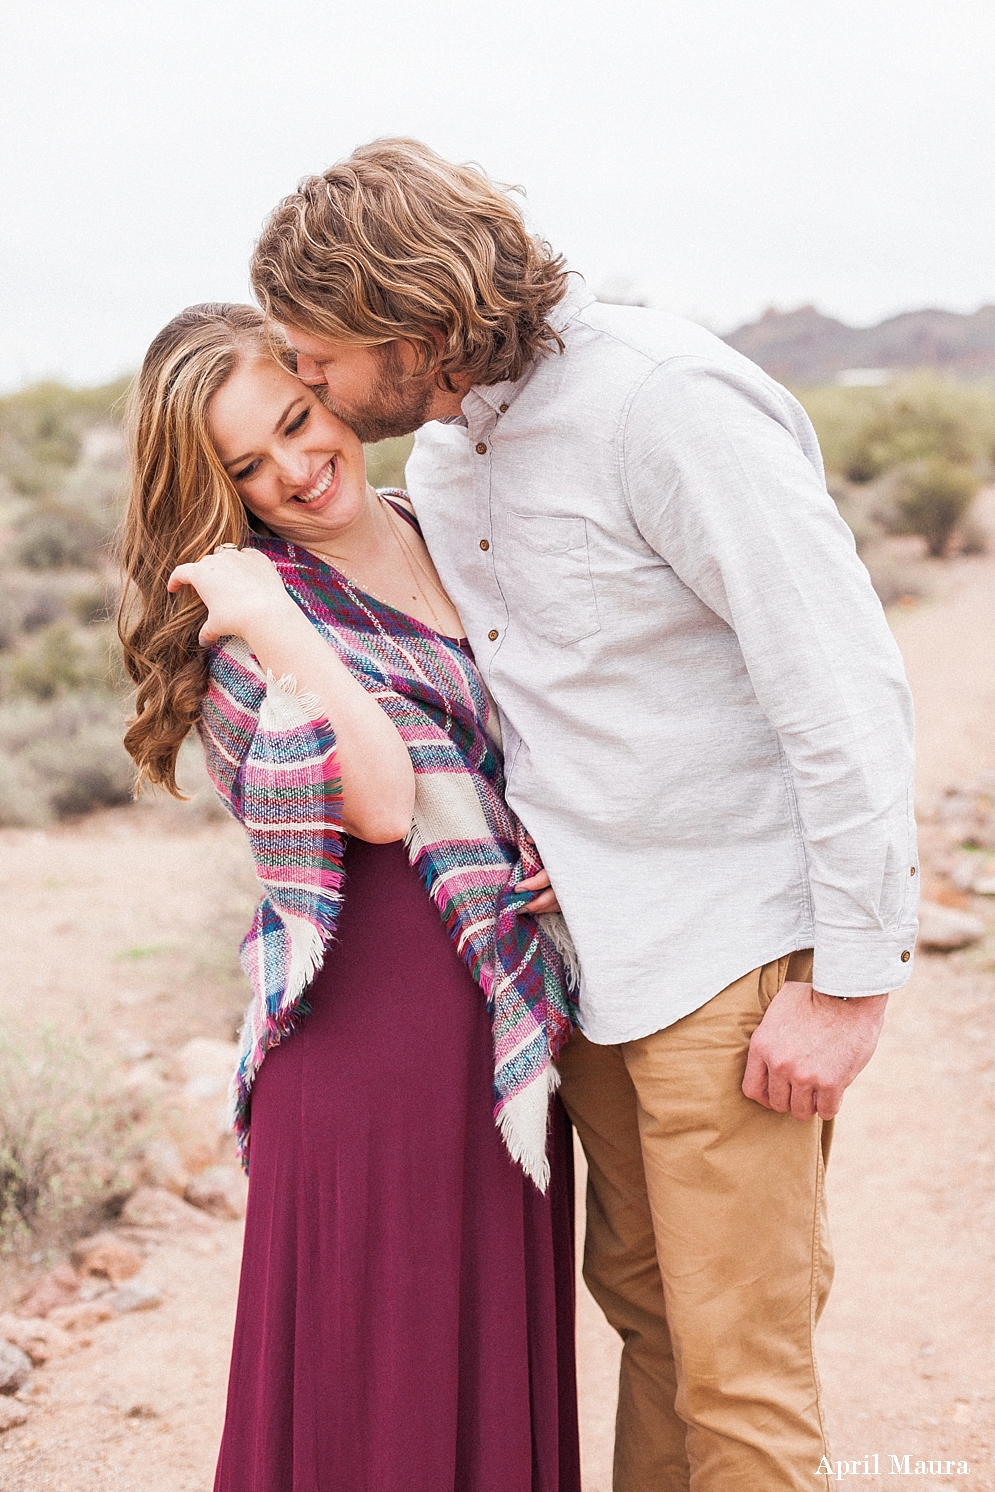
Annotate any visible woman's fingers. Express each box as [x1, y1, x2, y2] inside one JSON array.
[[515, 868, 562, 915], [525, 889, 561, 914]]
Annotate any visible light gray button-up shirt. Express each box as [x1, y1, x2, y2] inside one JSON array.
[[406, 285, 918, 1044]]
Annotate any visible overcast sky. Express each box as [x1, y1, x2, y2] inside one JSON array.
[[2, 0, 994, 391]]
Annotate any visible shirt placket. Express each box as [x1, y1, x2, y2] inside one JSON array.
[[462, 398, 506, 676]]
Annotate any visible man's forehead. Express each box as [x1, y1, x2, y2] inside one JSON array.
[[280, 325, 367, 359]]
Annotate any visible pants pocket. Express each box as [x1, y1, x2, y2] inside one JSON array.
[[757, 948, 814, 1014]]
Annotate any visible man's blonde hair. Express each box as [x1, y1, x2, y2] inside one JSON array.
[[250, 138, 570, 389]]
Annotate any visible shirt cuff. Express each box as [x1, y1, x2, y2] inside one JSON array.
[[812, 923, 918, 998]]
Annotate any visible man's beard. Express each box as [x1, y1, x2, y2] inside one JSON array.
[[316, 345, 439, 444]]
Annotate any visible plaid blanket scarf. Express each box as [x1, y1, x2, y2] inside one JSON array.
[[198, 495, 576, 1189]]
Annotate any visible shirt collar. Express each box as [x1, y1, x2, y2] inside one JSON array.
[[460, 275, 595, 424]]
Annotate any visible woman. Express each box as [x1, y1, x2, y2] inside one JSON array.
[[118, 303, 581, 1492]]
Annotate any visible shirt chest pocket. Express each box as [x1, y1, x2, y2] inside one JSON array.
[[499, 514, 601, 647]]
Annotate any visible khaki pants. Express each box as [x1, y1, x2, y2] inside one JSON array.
[[556, 952, 835, 1492]]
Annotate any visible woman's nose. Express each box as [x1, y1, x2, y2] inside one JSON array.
[[277, 453, 313, 490]]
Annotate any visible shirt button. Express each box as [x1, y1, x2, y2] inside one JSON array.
[[910, 866, 916, 876], [479, 539, 490, 551], [901, 950, 911, 962], [487, 628, 499, 641], [475, 442, 487, 455], [499, 403, 509, 413]]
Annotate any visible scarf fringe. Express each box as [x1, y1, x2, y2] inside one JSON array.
[[539, 912, 580, 992], [496, 1062, 561, 1192]]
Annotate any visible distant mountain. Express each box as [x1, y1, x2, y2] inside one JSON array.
[[723, 304, 995, 385]]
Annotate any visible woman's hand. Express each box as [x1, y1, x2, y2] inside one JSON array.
[[167, 547, 295, 648], [171, 544, 415, 842], [517, 868, 561, 915]]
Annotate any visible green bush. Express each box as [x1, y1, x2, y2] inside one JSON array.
[[365, 434, 414, 490], [890, 459, 981, 557], [0, 692, 134, 824], [797, 377, 995, 483], [0, 1028, 143, 1253], [13, 502, 108, 570], [6, 621, 122, 700], [0, 378, 130, 492]]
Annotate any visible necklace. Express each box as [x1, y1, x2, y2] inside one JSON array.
[[307, 493, 452, 634]]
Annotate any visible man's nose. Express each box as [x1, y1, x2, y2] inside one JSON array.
[[295, 353, 326, 386]]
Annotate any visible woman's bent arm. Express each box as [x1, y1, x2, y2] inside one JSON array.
[[169, 549, 414, 842]]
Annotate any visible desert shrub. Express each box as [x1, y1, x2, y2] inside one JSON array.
[[0, 378, 129, 482], [13, 502, 108, 570], [365, 434, 414, 490], [798, 377, 995, 483], [0, 692, 134, 825], [890, 459, 981, 557], [0, 1028, 143, 1253], [69, 582, 114, 625], [6, 621, 123, 700]]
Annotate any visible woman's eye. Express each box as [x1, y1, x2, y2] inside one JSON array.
[[235, 459, 261, 481], [285, 407, 310, 436]]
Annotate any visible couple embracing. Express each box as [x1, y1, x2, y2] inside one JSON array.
[[118, 139, 918, 1492]]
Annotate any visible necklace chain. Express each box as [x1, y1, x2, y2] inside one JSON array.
[[308, 493, 451, 633]]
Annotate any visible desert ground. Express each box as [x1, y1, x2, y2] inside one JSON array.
[[1, 541, 994, 1489]]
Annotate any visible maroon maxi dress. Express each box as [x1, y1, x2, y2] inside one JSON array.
[[214, 835, 581, 1492]]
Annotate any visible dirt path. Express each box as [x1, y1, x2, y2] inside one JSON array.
[[2, 554, 995, 1489]]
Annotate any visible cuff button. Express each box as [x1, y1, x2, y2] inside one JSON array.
[[901, 950, 911, 962]]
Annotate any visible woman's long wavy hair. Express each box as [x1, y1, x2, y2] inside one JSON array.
[[118, 303, 278, 794], [251, 137, 571, 391]]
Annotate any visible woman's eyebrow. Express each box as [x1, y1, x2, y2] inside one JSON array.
[[223, 397, 305, 471]]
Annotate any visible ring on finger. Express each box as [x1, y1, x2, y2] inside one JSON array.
[[213, 542, 241, 553]]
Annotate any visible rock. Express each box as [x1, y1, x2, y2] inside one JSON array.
[[108, 1281, 163, 1314], [0, 1339, 32, 1394], [47, 1300, 114, 1331], [185, 1166, 248, 1220], [120, 1185, 215, 1233], [0, 1399, 28, 1432], [70, 1232, 143, 1283], [0, 1314, 74, 1364], [17, 1262, 79, 1318], [141, 1138, 190, 1195], [169, 1037, 239, 1099], [917, 900, 986, 952]]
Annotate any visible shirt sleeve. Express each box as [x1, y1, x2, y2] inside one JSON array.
[[621, 355, 918, 997]]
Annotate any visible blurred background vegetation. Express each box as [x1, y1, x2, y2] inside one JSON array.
[[0, 372, 991, 828]]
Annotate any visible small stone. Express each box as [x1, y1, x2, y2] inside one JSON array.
[[70, 1232, 143, 1283], [185, 1166, 248, 1220], [141, 1139, 189, 1196], [0, 1340, 32, 1394], [0, 1399, 28, 1432], [108, 1282, 162, 1314], [120, 1186, 215, 1233], [0, 1315, 73, 1364], [917, 900, 986, 952], [47, 1301, 114, 1332], [169, 1037, 239, 1099], [17, 1262, 80, 1319]]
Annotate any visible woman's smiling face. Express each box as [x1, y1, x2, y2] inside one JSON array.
[[208, 355, 369, 544]]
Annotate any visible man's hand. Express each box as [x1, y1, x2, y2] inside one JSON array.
[[743, 981, 888, 1121]]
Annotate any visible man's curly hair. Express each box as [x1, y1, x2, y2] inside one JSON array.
[[250, 138, 570, 390]]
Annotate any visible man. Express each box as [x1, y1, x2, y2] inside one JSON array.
[[250, 138, 918, 1491]]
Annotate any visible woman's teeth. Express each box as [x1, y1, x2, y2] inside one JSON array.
[[295, 460, 335, 503]]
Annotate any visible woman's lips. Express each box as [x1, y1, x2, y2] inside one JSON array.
[[293, 458, 337, 504]]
